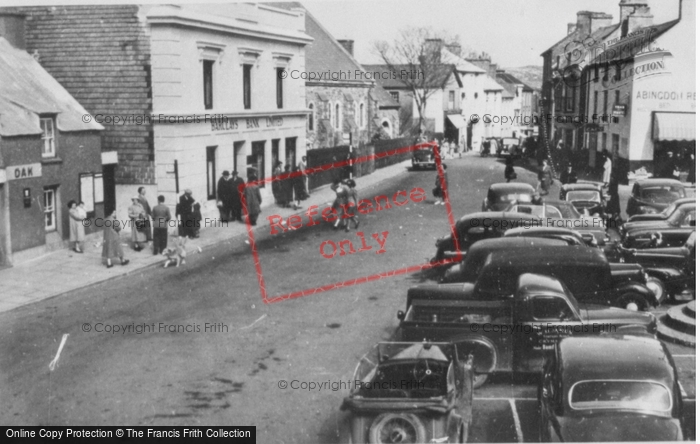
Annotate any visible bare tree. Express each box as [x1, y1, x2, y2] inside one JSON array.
[[374, 27, 459, 137]]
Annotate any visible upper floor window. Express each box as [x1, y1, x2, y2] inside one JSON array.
[[243, 64, 252, 109], [308, 103, 315, 131], [390, 91, 399, 101], [40, 117, 56, 157], [448, 90, 455, 109], [360, 102, 365, 128], [203, 60, 214, 110], [276, 68, 284, 109], [334, 103, 341, 130]]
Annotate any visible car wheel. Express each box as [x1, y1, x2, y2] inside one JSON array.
[[473, 373, 489, 389], [617, 293, 649, 311], [646, 277, 667, 304], [368, 413, 427, 444]]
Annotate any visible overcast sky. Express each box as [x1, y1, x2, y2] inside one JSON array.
[[303, 0, 681, 67]]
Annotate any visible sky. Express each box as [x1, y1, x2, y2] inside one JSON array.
[[302, 0, 681, 67], [0, 0, 682, 67]]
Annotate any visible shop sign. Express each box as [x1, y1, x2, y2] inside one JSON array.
[[7, 163, 42, 181], [211, 115, 285, 132], [612, 104, 627, 117]]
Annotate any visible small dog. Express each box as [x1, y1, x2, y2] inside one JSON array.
[[163, 237, 187, 267]]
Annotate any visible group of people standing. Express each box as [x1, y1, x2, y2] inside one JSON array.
[[272, 157, 310, 209]]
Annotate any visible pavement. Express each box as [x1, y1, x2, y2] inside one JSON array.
[[0, 159, 413, 314]]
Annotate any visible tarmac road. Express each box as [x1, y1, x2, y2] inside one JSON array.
[[0, 154, 694, 443]]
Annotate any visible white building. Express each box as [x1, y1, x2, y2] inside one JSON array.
[[146, 4, 312, 214]]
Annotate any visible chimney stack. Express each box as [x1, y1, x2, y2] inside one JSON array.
[[590, 12, 614, 33], [424, 38, 443, 62], [0, 12, 26, 50], [337, 39, 354, 57], [627, 6, 654, 33], [567, 23, 577, 34], [619, 0, 650, 36], [444, 42, 461, 56]]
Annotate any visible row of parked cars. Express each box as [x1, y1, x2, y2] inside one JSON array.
[[338, 148, 694, 442]]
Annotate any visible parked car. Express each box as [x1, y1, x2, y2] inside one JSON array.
[[440, 237, 569, 283], [398, 273, 656, 387], [559, 182, 607, 217], [339, 342, 474, 443], [538, 335, 686, 442], [628, 197, 695, 222], [503, 226, 597, 247], [619, 207, 695, 249], [482, 182, 535, 211], [497, 137, 521, 158], [412, 145, 437, 170], [626, 179, 687, 217], [437, 246, 657, 311], [618, 232, 696, 303]]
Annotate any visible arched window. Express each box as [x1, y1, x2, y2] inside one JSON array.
[[334, 102, 341, 130], [308, 103, 314, 131], [354, 102, 359, 125], [359, 102, 365, 128], [382, 119, 393, 138]]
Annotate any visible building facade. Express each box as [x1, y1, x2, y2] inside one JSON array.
[[0, 33, 103, 266]]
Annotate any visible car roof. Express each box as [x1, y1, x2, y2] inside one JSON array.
[[517, 272, 567, 294], [561, 183, 601, 192], [504, 226, 583, 238], [636, 178, 685, 188], [456, 211, 542, 228], [486, 245, 606, 267], [672, 197, 696, 206], [469, 237, 566, 252], [558, 336, 675, 387], [489, 182, 535, 194]]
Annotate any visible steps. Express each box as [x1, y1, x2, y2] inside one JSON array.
[[657, 301, 696, 347]]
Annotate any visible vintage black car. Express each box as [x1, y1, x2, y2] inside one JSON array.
[[559, 182, 607, 217], [441, 237, 570, 283], [411, 146, 437, 170], [339, 342, 474, 444], [398, 273, 657, 387], [626, 179, 687, 217], [503, 226, 597, 247], [628, 197, 695, 222], [438, 246, 657, 311], [619, 206, 695, 249], [618, 232, 696, 303], [482, 182, 535, 211], [497, 137, 521, 158], [538, 335, 686, 442]]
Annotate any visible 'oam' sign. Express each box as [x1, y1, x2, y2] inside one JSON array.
[[7, 163, 42, 181]]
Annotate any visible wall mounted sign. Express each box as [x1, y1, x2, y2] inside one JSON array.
[[7, 163, 42, 181]]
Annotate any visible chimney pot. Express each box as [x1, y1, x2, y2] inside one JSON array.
[[0, 12, 26, 50]]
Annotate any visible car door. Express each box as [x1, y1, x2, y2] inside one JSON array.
[[513, 295, 584, 372]]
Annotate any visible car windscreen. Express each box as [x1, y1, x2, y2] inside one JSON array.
[[566, 191, 601, 203], [640, 186, 686, 204], [546, 201, 582, 219], [498, 193, 532, 203], [569, 380, 672, 412], [357, 361, 449, 398]]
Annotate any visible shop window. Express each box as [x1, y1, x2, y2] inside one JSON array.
[[43, 187, 57, 231], [243, 64, 252, 110], [308, 103, 314, 131], [276, 68, 284, 109], [272, 139, 280, 169], [249, 141, 265, 187], [206, 146, 217, 200], [203, 60, 214, 110], [285, 137, 297, 169], [40, 117, 56, 158]]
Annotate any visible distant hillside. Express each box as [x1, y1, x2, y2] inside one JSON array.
[[504, 65, 542, 91]]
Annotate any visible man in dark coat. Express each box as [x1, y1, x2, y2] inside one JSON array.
[[559, 164, 578, 184], [217, 171, 235, 222], [152, 195, 171, 255], [137, 187, 152, 242], [657, 151, 678, 179], [231, 171, 245, 222], [243, 176, 262, 226], [177, 189, 196, 238]]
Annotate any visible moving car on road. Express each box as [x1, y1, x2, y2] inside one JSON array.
[[628, 197, 695, 222], [412, 145, 437, 170], [538, 336, 686, 442], [398, 274, 657, 388], [339, 342, 474, 444], [497, 137, 521, 158], [559, 182, 607, 217], [618, 232, 696, 303], [626, 179, 687, 217], [482, 183, 535, 211]]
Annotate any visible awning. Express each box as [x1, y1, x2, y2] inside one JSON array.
[[446, 114, 467, 129], [653, 113, 695, 141]]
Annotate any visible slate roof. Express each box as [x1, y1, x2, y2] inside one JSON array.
[[439, 48, 485, 73], [483, 75, 504, 92], [0, 37, 103, 137], [498, 71, 533, 93], [543, 23, 619, 58], [370, 83, 400, 109], [363, 64, 458, 90], [265, 2, 370, 85]]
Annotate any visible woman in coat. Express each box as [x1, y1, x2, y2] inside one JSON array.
[[272, 161, 283, 205], [177, 189, 196, 238], [67, 200, 85, 253], [243, 176, 262, 226], [504, 157, 516, 183], [128, 196, 148, 251], [102, 211, 129, 268], [292, 165, 308, 209]]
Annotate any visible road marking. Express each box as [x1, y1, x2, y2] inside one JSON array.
[[48, 333, 69, 372], [474, 397, 537, 401], [509, 398, 524, 443]]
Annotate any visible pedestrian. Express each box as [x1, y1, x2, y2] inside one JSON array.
[[298, 155, 309, 195], [688, 153, 696, 185], [504, 157, 517, 182], [292, 165, 308, 209], [537, 160, 553, 196], [333, 180, 351, 229], [606, 181, 622, 228], [151, 194, 171, 255], [101, 211, 129, 268], [281, 164, 294, 208], [231, 171, 245, 222], [137, 187, 153, 243], [602, 151, 612, 187], [434, 164, 448, 205], [176, 189, 196, 239], [272, 161, 283, 205], [77, 201, 88, 220], [192, 202, 202, 238], [345, 178, 359, 231], [128, 196, 148, 251], [559, 163, 578, 184], [67, 200, 85, 253], [243, 175, 262, 226], [217, 170, 234, 222]]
